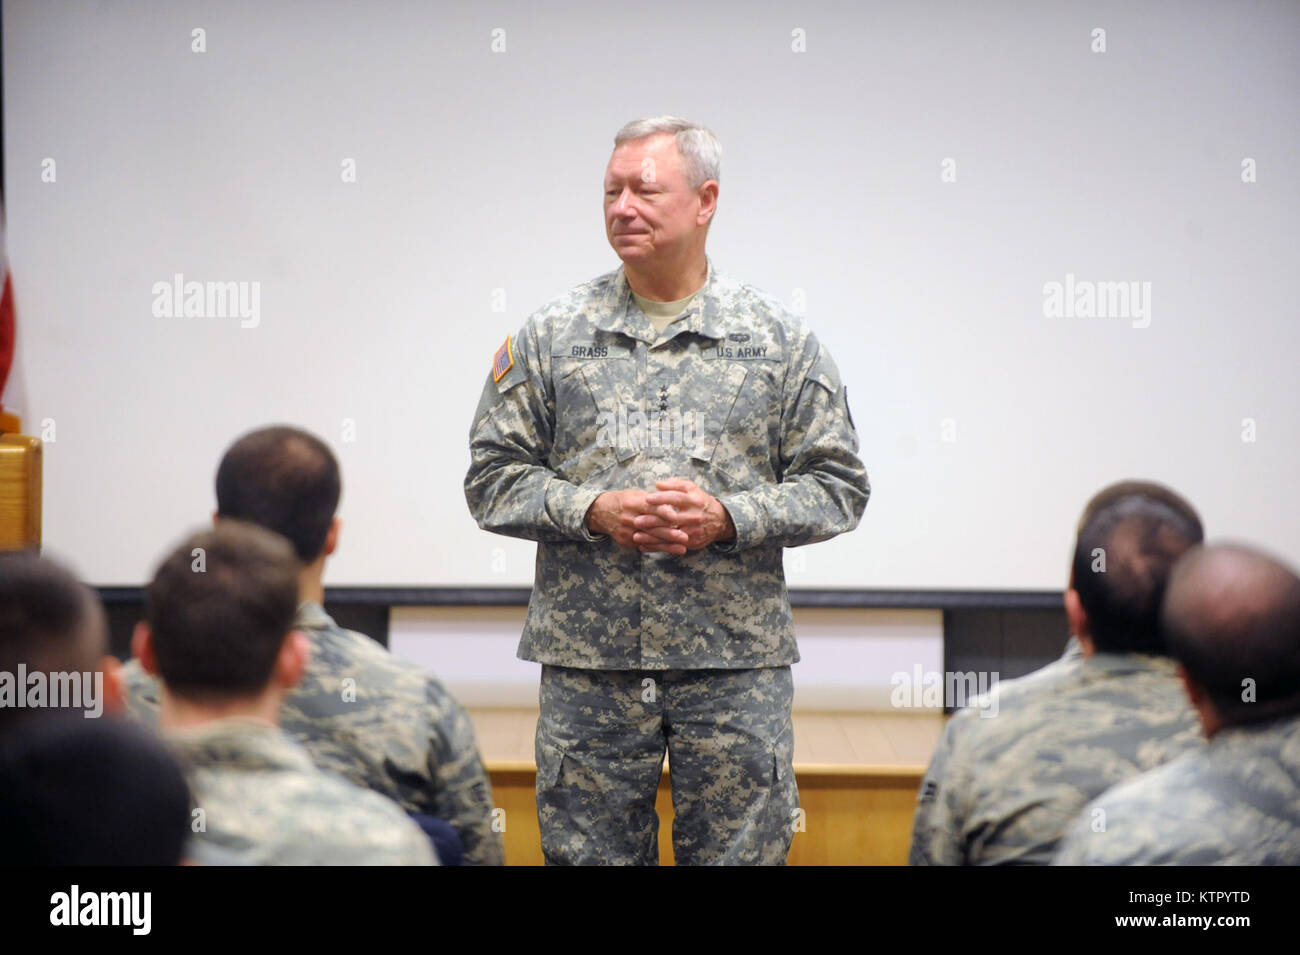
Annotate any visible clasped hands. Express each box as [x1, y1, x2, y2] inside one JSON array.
[[585, 478, 735, 556]]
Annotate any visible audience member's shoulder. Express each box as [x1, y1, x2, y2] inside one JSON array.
[[120, 657, 162, 724], [1054, 754, 1201, 865], [283, 762, 435, 864], [218, 773, 434, 866], [939, 651, 1099, 753], [1106, 718, 1300, 864], [1200, 715, 1300, 798], [180, 721, 434, 864], [295, 603, 460, 709], [970, 652, 1086, 713], [1076, 651, 1190, 710], [1099, 747, 1200, 810], [297, 602, 392, 663]]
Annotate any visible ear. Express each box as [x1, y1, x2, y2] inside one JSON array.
[[696, 180, 719, 225], [131, 622, 160, 676], [212, 509, 220, 528], [1064, 587, 1096, 657], [1064, 586, 1090, 640], [273, 630, 311, 690], [323, 517, 341, 558], [98, 655, 126, 716]]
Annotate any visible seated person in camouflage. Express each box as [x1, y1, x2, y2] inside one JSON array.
[[132, 522, 436, 865], [1056, 543, 1300, 865], [122, 426, 503, 865], [909, 480, 1205, 865]]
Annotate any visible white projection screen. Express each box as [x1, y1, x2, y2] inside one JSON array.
[[5, 0, 1298, 592]]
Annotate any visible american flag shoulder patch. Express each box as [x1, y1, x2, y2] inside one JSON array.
[[492, 335, 514, 382]]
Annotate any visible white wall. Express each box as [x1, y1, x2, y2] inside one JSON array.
[[6, 0, 1298, 590]]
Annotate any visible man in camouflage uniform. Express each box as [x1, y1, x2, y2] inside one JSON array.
[[123, 426, 503, 865], [465, 116, 869, 865], [909, 481, 1206, 865], [1055, 543, 1300, 865], [133, 523, 435, 865]]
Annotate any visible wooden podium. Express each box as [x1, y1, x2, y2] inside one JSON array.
[[0, 412, 42, 550]]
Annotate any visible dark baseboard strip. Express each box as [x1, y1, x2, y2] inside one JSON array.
[[96, 586, 1062, 611]]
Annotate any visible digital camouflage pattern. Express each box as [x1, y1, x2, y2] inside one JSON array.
[[167, 717, 436, 866], [467, 258, 864, 864], [909, 648, 1202, 865], [1054, 713, 1300, 865], [464, 258, 870, 669], [122, 601, 504, 866], [535, 664, 798, 865]]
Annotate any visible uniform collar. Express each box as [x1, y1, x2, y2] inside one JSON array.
[[1211, 709, 1300, 745], [165, 717, 316, 774], [595, 255, 728, 344], [1082, 650, 1180, 677], [294, 599, 336, 633]]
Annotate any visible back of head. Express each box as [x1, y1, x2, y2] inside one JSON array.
[[1161, 543, 1300, 727], [0, 552, 107, 731], [1071, 480, 1204, 654], [215, 425, 340, 563], [146, 522, 299, 703], [0, 715, 192, 864]]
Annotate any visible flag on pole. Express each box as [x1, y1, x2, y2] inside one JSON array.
[[0, 202, 17, 431]]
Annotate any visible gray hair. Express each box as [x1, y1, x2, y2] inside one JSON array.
[[614, 116, 721, 189]]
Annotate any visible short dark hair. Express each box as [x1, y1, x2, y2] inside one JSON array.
[[1162, 543, 1300, 727], [215, 426, 341, 562], [145, 522, 299, 701], [1071, 481, 1203, 654], [0, 715, 192, 864], [0, 553, 106, 729]]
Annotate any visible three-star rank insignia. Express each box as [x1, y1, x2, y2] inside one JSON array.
[[492, 335, 514, 382]]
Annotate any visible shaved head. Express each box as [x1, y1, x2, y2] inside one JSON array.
[[1162, 543, 1300, 727]]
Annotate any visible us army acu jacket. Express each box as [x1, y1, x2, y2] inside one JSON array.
[[465, 258, 870, 670]]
